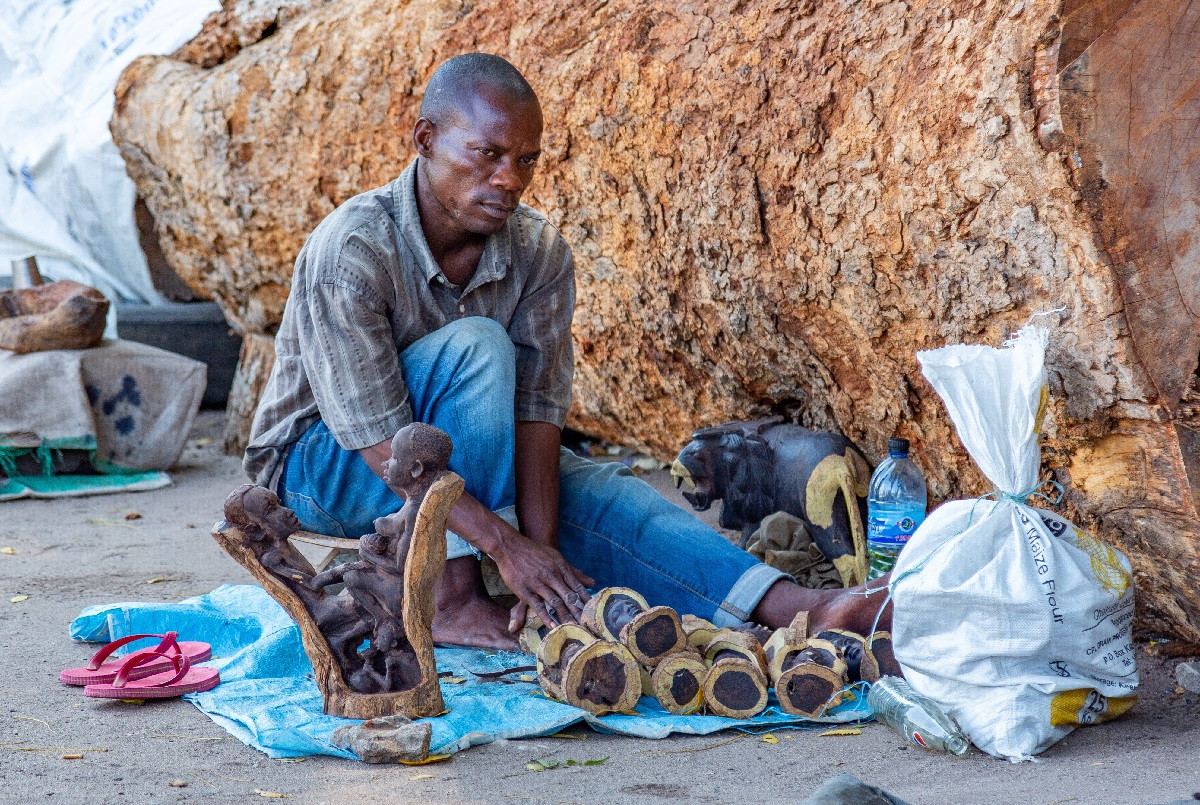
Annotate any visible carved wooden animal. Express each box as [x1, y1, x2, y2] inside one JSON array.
[[672, 417, 872, 586]]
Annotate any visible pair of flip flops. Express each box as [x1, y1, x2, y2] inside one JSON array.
[[59, 632, 220, 699]]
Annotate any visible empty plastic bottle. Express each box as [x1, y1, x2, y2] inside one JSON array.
[[868, 676, 969, 755], [866, 437, 927, 579]]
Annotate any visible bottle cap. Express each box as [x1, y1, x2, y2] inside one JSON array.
[[887, 437, 910, 456]]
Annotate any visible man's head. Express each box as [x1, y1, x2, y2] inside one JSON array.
[[384, 422, 453, 492], [413, 53, 543, 237]]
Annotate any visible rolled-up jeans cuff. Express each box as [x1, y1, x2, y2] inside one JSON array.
[[712, 563, 789, 627], [445, 504, 520, 561]]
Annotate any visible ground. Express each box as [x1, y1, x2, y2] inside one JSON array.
[[2, 411, 1198, 804]]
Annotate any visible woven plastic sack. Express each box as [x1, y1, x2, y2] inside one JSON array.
[[890, 327, 1138, 762]]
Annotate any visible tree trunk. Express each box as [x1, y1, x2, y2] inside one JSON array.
[[111, 0, 1200, 639]]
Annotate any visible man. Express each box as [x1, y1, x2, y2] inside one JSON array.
[[245, 53, 887, 650]]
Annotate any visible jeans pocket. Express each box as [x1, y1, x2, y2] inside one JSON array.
[[281, 489, 348, 539]]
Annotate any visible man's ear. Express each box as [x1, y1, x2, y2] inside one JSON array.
[[413, 118, 435, 157], [410, 459, 424, 479]]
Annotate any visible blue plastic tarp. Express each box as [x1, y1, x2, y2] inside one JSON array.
[[70, 584, 870, 759]]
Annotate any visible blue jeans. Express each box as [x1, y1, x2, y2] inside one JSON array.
[[280, 317, 785, 626]]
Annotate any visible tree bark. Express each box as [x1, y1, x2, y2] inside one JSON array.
[[111, 0, 1200, 639]]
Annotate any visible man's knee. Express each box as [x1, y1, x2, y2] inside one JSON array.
[[438, 316, 514, 366]]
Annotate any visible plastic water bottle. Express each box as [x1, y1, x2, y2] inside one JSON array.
[[866, 437, 927, 579], [868, 676, 969, 755]]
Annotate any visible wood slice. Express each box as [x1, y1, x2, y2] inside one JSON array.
[[650, 651, 707, 715], [815, 628, 879, 683], [580, 587, 650, 641], [681, 614, 719, 651], [620, 605, 687, 668], [536, 624, 596, 702], [703, 629, 767, 676], [775, 661, 847, 718], [867, 631, 902, 678], [702, 658, 768, 718], [763, 629, 807, 685], [562, 639, 641, 715]]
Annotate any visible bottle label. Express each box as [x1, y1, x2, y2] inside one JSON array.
[[867, 506, 925, 546]]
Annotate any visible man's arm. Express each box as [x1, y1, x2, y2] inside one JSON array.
[[514, 421, 562, 548]]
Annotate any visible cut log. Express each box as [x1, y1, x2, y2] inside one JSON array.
[[649, 650, 707, 715], [112, 0, 1200, 639], [702, 657, 768, 719], [535, 623, 641, 714]]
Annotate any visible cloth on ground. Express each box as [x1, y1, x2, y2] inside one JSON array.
[[0, 470, 169, 501], [69, 584, 870, 759], [0, 338, 204, 481]]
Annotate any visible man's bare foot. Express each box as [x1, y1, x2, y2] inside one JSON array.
[[432, 556, 519, 650], [752, 575, 893, 638]]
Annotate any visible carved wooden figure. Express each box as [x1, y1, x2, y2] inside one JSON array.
[[580, 587, 687, 668], [213, 422, 463, 719], [671, 417, 872, 587]]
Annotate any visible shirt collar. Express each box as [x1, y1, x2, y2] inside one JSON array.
[[394, 157, 511, 293]]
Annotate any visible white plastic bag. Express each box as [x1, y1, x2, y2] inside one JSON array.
[[890, 327, 1138, 762]]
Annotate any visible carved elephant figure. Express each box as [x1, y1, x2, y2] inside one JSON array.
[[670, 416, 873, 587]]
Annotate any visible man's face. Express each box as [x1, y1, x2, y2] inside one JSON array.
[[260, 495, 301, 536], [414, 86, 543, 237]]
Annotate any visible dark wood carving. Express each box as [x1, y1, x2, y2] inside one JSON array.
[[212, 422, 463, 719]]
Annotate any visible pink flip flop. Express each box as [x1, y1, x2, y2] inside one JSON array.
[[83, 649, 220, 699], [59, 632, 212, 686]]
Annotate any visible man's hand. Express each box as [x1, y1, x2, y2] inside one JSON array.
[[490, 532, 592, 631]]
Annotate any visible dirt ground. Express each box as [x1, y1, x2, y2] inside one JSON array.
[[2, 410, 1198, 804]]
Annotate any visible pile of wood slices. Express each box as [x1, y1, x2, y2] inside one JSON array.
[[521, 586, 897, 718]]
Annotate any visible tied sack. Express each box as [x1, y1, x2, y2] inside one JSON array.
[[890, 327, 1137, 762]]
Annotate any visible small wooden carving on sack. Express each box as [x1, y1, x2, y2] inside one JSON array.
[[0, 279, 109, 353], [213, 423, 463, 718]]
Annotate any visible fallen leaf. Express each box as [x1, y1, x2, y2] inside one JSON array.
[[86, 517, 133, 528], [526, 759, 558, 772], [518, 674, 536, 682], [254, 789, 289, 799], [761, 734, 779, 744], [409, 774, 435, 781], [396, 754, 451, 766], [151, 734, 224, 742], [435, 708, 452, 717], [583, 757, 609, 766], [548, 732, 586, 740], [119, 699, 147, 705], [1, 547, 15, 554], [124, 512, 143, 521], [61, 754, 82, 760], [146, 577, 176, 585], [819, 728, 863, 737], [12, 714, 50, 728], [442, 677, 466, 685], [10, 595, 28, 603], [195, 437, 215, 447], [168, 781, 188, 788], [276, 758, 306, 763]]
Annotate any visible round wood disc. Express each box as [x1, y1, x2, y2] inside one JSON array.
[[650, 651, 708, 714], [622, 606, 687, 667], [702, 658, 768, 718], [563, 640, 641, 715], [775, 661, 846, 718]]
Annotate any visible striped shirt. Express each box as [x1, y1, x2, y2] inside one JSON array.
[[244, 158, 575, 487]]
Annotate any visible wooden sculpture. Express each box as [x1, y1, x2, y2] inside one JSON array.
[[213, 422, 463, 718], [0, 279, 109, 353]]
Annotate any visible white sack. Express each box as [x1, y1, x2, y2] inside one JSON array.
[[891, 327, 1138, 762], [0, 0, 219, 300]]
